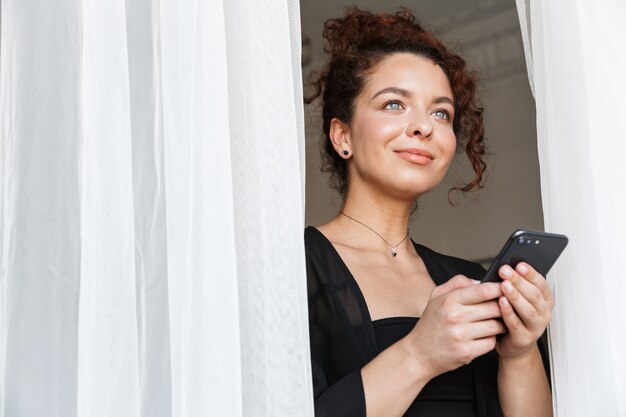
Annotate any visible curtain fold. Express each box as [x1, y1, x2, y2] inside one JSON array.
[[78, 0, 141, 414], [125, 0, 172, 415], [0, 0, 313, 415], [223, 0, 312, 414], [1, 1, 83, 415], [515, 1, 626, 416]]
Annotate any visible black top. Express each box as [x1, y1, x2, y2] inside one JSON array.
[[305, 226, 551, 417]]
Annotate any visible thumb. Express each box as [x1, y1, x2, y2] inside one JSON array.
[[431, 274, 480, 298]]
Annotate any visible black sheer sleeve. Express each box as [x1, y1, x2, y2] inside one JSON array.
[[305, 227, 377, 417], [312, 363, 365, 417]]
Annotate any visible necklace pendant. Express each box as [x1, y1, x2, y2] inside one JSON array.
[[391, 247, 397, 257]]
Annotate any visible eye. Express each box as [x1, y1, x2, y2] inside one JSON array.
[[431, 109, 451, 120], [383, 100, 404, 111]]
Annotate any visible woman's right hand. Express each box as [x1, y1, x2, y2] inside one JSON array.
[[405, 275, 505, 379]]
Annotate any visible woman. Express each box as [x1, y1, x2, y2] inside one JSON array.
[[304, 8, 553, 417]]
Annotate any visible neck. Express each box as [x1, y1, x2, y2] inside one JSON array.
[[336, 185, 416, 253]]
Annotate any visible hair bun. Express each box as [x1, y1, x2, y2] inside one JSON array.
[[322, 7, 426, 57]]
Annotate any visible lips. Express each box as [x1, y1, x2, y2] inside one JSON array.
[[394, 148, 434, 165]]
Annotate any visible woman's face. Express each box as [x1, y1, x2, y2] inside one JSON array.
[[340, 53, 457, 200]]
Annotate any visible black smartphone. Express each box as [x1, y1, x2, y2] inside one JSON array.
[[482, 229, 569, 282]]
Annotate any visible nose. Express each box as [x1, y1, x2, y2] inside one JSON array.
[[406, 112, 433, 139]]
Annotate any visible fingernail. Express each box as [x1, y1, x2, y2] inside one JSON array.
[[501, 296, 510, 307], [517, 263, 528, 275], [500, 266, 513, 278], [503, 280, 513, 292], [472, 279, 481, 285]]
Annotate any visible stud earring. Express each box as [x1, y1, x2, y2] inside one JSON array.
[[342, 150, 349, 156]]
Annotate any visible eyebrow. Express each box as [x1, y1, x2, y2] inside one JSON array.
[[370, 87, 411, 101], [370, 87, 455, 107], [433, 96, 455, 106]]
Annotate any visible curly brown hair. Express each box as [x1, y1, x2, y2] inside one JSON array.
[[305, 7, 487, 199]]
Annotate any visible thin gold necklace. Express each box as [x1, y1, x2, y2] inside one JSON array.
[[339, 211, 409, 257]]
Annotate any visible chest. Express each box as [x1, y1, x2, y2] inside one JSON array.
[[335, 246, 437, 321]]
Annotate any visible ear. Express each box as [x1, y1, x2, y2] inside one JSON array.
[[329, 118, 352, 157]]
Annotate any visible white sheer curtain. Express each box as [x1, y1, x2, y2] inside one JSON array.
[[515, 1, 626, 416], [0, 0, 313, 416]]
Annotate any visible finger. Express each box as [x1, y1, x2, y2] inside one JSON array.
[[466, 319, 506, 339], [432, 274, 479, 298], [500, 279, 539, 327], [468, 336, 498, 360], [498, 296, 525, 334], [460, 300, 502, 322], [499, 265, 547, 311], [454, 282, 503, 305], [515, 262, 554, 306]]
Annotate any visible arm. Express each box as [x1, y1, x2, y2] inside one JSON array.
[[498, 344, 552, 417], [359, 335, 433, 417], [495, 263, 554, 417]]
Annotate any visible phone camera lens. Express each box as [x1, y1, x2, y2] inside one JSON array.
[[517, 237, 525, 244], [535, 240, 540, 244]]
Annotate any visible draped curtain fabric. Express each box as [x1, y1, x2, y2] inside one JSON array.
[[515, 1, 626, 416], [0, 0, 313, 416]]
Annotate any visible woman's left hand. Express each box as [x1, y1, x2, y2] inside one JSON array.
[[495, 262, 555, 360]]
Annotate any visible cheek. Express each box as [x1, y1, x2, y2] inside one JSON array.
[[353, 114, 405, 149], [439, 129, 457, 160]]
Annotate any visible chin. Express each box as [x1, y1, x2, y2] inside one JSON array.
[[383, 181, 438, 201], [387, 174, 442, 198]]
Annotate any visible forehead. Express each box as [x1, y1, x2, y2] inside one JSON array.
[[361, 53, 453, 99]]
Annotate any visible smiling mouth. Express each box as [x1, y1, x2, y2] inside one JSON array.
[[394, 148, 434, 165]]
